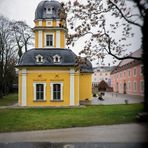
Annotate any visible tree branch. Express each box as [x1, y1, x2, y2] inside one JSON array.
[[108, 0, 142, 28]]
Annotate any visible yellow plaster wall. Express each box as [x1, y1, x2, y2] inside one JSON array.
[[35, 31, 38, 48], [18, 67, 80, 106], [53, 20, 56, 27], [34, 20, 67, 48], [26, 68, 70, 106], [79, 73, 92, 100], [60, 30, 65, 48], [18, 68, 92, 106], [42, 20, 46, 27]]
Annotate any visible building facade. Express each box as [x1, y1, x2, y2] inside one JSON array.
[[16, 0, 93, 106], [92, 66, 115, 87], [111, 49, 144, 96]]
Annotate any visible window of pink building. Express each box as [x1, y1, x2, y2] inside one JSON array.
[[140, 80, 144, 92], [133, 81, 137, 93], [133, 67, 137, 77], [124, 71, 126, 77]]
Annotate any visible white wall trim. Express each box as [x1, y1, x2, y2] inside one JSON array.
[[33, 82, 46, 101], [38, 30, 42, 48], [56, 20, 60, 27], [22, 69, 27, 106], [56, 30, 60, 48], [70, 68, 75, 106], [39, 21, 42, 26], [50, 82, 63, 100]]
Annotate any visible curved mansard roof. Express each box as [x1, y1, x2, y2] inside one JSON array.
[[16, 48, 93, 73], [17, 48, 76, 67]]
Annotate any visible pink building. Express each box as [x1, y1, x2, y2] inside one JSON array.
[[111, 49, 144, 96]]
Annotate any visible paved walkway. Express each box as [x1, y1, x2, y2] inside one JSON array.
[[0, 123, 147, 143], [0, 92, 144, 109], [92, 92, 144, 105]]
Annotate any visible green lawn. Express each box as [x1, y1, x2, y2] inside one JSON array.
[[0, 93, 18, 106], [0, 104, 143, 132]]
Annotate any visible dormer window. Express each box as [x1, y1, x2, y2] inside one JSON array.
[[36, 55, 44, 63], [45, 6, 54, 15], [53, 55, 61, 63]]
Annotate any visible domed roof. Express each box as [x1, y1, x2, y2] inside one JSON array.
[[35, 0, 62, 20]]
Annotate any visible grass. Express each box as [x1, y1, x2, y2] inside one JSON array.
[[0, 93, 18, 106], [0, 103, 143, 132]]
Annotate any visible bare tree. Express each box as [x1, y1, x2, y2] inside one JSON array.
[[11, 21, 34, 58], [0, 15, 17, 98]]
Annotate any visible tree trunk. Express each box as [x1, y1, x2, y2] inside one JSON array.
[[25, 42, 27, 53], [143, 9, 148, 112]]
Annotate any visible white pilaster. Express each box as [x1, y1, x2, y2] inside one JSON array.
[[22, 69, 27, 106], [70, 68, 75, 106], [39, 21, 42, 26], [50, 83, 53, 100], [38, 30, 42, 48], [56, 20, 60, 27], [56, 30, 60, 48]]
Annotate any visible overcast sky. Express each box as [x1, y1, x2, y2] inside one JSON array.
[[0, 0, 142, 66]]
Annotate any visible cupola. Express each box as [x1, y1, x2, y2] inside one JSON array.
[[33, 0, 67, 49]]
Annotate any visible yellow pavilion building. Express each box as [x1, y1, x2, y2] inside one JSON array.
[[16, 0, 93, 106]]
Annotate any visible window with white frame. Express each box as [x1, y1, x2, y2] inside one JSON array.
[[133, 67, 137, 76], [53, 54, 61, 63], [33, 83, 46, 101], [128, 81, 130, 90], [44, 7, 54, 15], [120, 83, 122, 91], [36, 55, 44, 63], [124, 71, 126, 77], [140, 65, 143, 75], [133, 81, 137, 92], [46, 34, 53, 46], [140, 80, 144, 92], [50, 82, 63, 100], [120, 72, 122, 78]]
